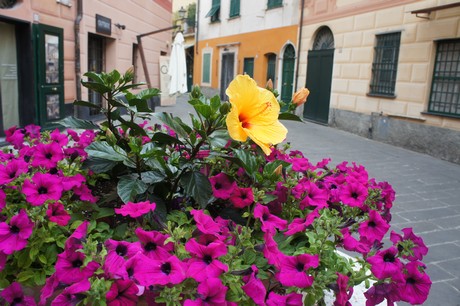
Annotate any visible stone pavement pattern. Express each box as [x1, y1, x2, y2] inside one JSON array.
[[155, 94, 460, 306]]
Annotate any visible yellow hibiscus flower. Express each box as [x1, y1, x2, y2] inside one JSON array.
[[225, 75, 288, 155]]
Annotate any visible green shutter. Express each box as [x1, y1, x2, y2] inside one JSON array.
[[267, 0, 283, 9], [206, 0, 220, 22], [243, 58, 254, 78], [202, 53, 211, 83], [230, 0, 240, 18]]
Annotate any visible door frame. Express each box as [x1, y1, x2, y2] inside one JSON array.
[[218, 45, 238, 100], [33, 23, 64, 128]]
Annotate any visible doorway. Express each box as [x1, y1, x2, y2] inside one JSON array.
[[303, 27, 334, 124], [280, 44, 295, 104], [220, 52, 235, 101]]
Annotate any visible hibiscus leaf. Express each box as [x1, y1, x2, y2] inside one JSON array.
[[278, 112, 304, 122], [85, 142, 126, 161], [153, 112, 189, 138], [82, 157, 118, 173], [58, 116, 100, 130], [117, 175, 148, 203], [233, 149, 258, 175], [193, 104, 212, 118], [180, 170, 212, 208], [151, 132, 185, 146], [94, 207, 115, 219], [141, 170, 166, 184]]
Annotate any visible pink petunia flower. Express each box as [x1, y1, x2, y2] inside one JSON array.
[[364, 282, 400, 306], [0, 209, 34, 254], [64, 221, 89, 251], [284, 208, 320, 236], [5, 126, 26, 149], [49, 128, 69, 147], [184, 278, 230, 306], [398, 261, 431, 305], [262, 231, 282, 266], [333, 273, 353, 306], [291, 157, 314, 172], [190, 209, 224, 238], [253, 203, 287, 233], [185, 238, 228, 282], [31, 142, 65, 169], [266, 291, 303, 306], [242, 265, 266, 306], [133, 253, 186, 286], [229, 186, 254, 209], [135, 228, 174, 260], [0, 251, 7, 271], [209, 173, 237, 200], [46, 202, 71, 226], [72, 184, 98, 203], [55, 249, 100, 284], [358, 210, 390, 244], [103, 239, 142, 279], [0, 159, 29, 185], [115, 201, 156, 218], [22, 172, 63, 206], [0, 282, 37, 306], [24, 124, 41, 140], [367, 247, 404, 281], [106, 279, 139, 306], [276, 253, 319, 288], [340, 228, 370, 255], [339, 179, 368, 208], [61, 173, 86, 191], [390, 227, 428, 261], [51, 279, 90, 306], [0, 189, 6, 211], [299, 181, 329, 209]]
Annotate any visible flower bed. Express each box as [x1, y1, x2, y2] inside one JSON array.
[[0, 70, 431, 305]]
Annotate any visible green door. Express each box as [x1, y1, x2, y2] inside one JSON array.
[[280, 45, 295, 104], [303, 49, 334, 124], [34, 24, 64, 128]]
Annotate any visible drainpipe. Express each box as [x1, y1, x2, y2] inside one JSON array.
[[74, 0, 83, 117], [195, 0, 200, 55], [294, 0, 305, 91]]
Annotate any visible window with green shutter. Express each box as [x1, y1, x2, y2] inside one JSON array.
[[205, 0, 220, 22], [229, 0, 240, 18], [428, 39, 460, 117], [369, 32, 401, 97], [243, 58, 254, 78], [267, 0, 283, 9], [202, 53, 211, 84]]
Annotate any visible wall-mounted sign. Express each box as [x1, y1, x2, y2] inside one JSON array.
[[96, 14, 111, 35]]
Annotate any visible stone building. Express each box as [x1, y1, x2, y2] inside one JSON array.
[[0, 0, 173, 137]]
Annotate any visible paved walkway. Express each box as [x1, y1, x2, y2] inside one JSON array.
[[156, 94, 460, 306]]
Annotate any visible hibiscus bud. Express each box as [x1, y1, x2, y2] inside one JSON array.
[[273, 164, 283, 176], [190, 85, 202, 99], [220, 101, 231, 115], [292, 88, 310, 106], [266, 79, 273, 90], [124, 66, 134, 81]]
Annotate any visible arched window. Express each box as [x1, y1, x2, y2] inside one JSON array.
[[313, 27, 334, 50]]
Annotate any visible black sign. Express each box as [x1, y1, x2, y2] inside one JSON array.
[[96, 14, 111, 35]]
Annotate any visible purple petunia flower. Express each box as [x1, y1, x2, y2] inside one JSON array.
[[339, 179, 368, 208], [263, 231, 282, 266], [229, 186, 254, 209], [253, 203, 287, 233], [0, 159, 29, 185], [0, 189, 6, 211], [299, 181, 329, 209], [49, 128, 69, 147], [22, 172, 63, 206], [358, 210, 390, 244], [135, 228, 174, 260], [367, 247, 404, 281], [184, 278, 231, 306], [340, 228, 370, 255], [46, 202, 71, 226], [51, 279, 90, 306], [0, 282, 37, 306], [242, 265, 266, 306], [133, 253, 186, 286], [0, 209, 34, 254], [115, 201, 156, 218], [390, 227, 428, 261], [333, 273, 353, 306], [275, 253, 319, 288], [266, 291, 303, 306], [106, 279, 139, 306], [364, 282, 400, 306], [209, 173, 237, 200], [185, 238, 228, 282], [398, 261, 431, 305], [190, 209, 224, 238], [55, 249, 99, 284], [31, 142, 65, 169], [103, 239, 142, 279], [285, 208, 320, 236]]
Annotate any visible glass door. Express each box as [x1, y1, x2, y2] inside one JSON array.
[[34, 24, 64, 127]]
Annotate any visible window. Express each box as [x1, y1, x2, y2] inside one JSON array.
[[266, 53, 276, 84], [205, 0, 220, 22], [229, 0, 240, 18], [132, 43, 140, 85], [202, 53, 211, 84], [243, 58, 254, 78], [88, 34, 105, 116], [428, 39, 460, 117], [369, 32, 401, 97], [267, 0, 283, 9]]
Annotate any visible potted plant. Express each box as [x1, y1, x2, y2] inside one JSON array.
[[0, 70, 431, 305]]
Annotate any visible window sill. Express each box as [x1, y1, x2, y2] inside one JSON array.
[[367, 93, 397, 99], [228, 15, 240, 20], [266, 5, 283, 10], [421, 112, 460, 120]]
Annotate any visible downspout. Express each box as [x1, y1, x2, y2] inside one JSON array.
[[294, 0, 305, 91], [195, 0, 199, 55], [74, 0, 83, 117]]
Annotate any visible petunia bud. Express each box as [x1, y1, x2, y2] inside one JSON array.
[[292, 88, 310, 106]]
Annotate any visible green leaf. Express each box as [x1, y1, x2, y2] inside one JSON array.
[[83, 157, 118, 173], [278, 112, 304, 122], [210, 95, 221, 112], [73, 100, 102, 109], [118, 117, 147, 136], [136, 88, 160, 100], [151, 132, 185, 146], [117, 175, 148, 203], [179, 170, 212, 208], [141, 170, 166, 184], [16, 270, 35, 283], [84, 71, 104, 83], [81, 81, 111, 94], [85, 142, 126, 161], [193, 104, 212, 118], [107, 69, 121, 85], [58, 116, 100, 130], [153, 112, 189, 138], [95, 207, 115, 219], [233, 149, 258, 175], [128, 98, 152, 113]]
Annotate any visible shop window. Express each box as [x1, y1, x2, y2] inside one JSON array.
[[369, 32, 401, 97], [428, 39, 460, 117]]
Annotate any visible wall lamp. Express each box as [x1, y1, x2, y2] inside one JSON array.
[[115, 23, 126, 30]]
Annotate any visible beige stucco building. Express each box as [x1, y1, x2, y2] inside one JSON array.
[[0, 0, 173, 136], [297, 0, 460, 163]]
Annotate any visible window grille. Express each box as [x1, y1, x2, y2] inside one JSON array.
[[267, 0, 283, 9], [369, 32, 401, 97], [205, 0, 220, 22], [428, 39, 460, 117], [229, 0, 240, 18]]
